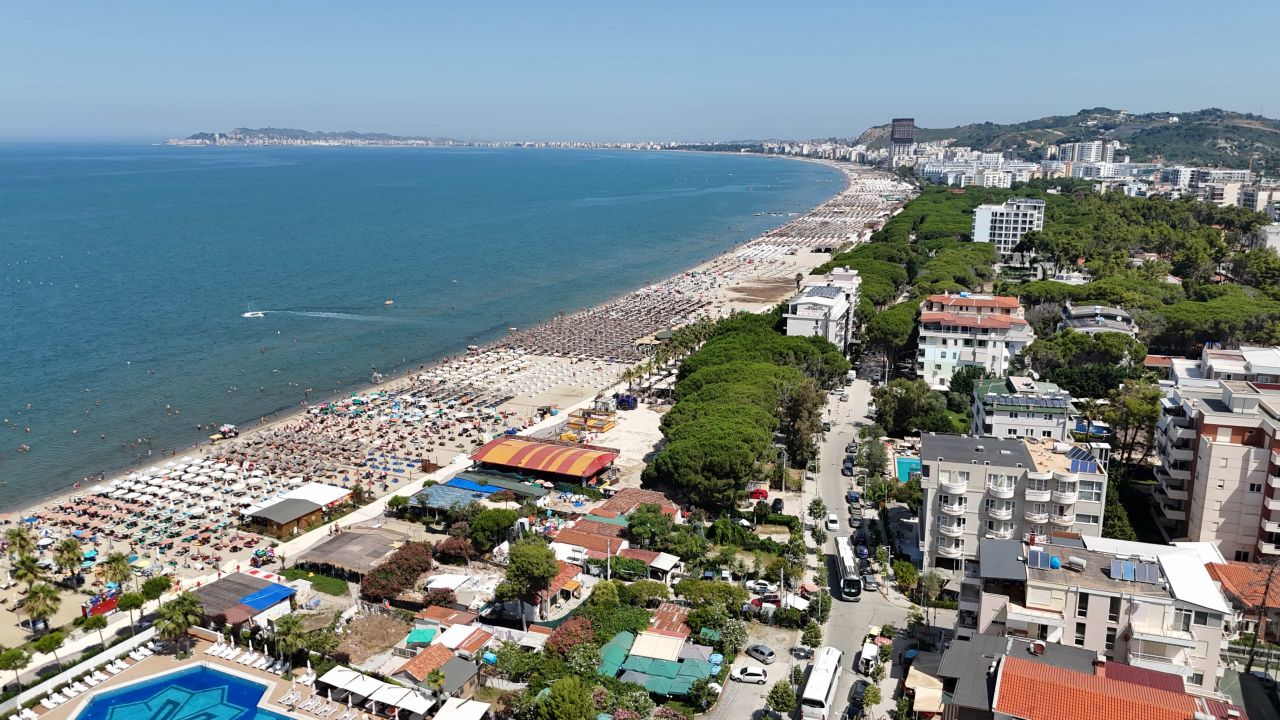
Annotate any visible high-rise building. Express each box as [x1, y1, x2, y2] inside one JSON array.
[[919, 434, 1110, 571], [917, 293, 1035, 389], [971, 197, 1045, 263], [890, 117, 916, 164]]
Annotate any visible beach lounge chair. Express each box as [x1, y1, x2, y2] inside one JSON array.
[[84, 675, 101, 687], [222, 649, 243, 662], [205, 642, 224, 655], [138, 646, 153, 657], [253, 656, 272, 670], [299, 697, 318, 711], [21, 708, 38, 720], [40, 699, 58, 711], [61, 686, 80, 699], [274, 662, 288, 676], [239, 652, 259, 666]]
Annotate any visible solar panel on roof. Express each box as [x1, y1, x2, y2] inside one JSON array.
[[1122, 561, 1135, 581], [1040, 553, 1051, 569], [1028, 550, 1041, 569], [1110, 559, 1123, 579]]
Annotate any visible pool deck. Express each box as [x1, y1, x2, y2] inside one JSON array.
[[38, 639, 303, 720]]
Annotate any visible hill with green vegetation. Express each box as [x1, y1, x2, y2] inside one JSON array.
[[859, 107, 1280, 170]]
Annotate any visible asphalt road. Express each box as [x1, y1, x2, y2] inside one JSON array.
[[711, 379, 910, 720]]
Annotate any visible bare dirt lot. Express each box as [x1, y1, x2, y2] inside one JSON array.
[[336, 614, 411, 664]]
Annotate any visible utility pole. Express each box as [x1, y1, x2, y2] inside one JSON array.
[[606, 538, 612, 582]]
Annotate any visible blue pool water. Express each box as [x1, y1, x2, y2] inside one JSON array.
[[74, 665, 288, 720]]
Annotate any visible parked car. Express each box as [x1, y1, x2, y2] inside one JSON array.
[[744, 580, 776, 595], [841, 466, 854, 477], [822, 421, 832, 432], [839, 393, 849, 402], [861, 573, 880, 591], [791, 646, 814, 660], [771, 498, 784, 513], [825, 513, 840, 531], [749, 488, 768, 500], [855, 544, 870, 559], [854, 531, 867, 545], [746, 644, 777, 665], [844, 443, 858, 454], [848, 514, 862, 529], [850, 680, 868, 704], [731, 666, 768, 685], [847, 490, 860, 504]]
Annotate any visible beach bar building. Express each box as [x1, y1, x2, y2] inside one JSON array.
[[469, 436, 619, 488], [295, 526, 408, 580], [242, 482, 352, 538], [192, 571, 295, 627]]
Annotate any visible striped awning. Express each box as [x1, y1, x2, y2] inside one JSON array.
[[472, 437, 617, 479]]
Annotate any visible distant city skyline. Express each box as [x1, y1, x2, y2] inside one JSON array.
[[2, 0, 1277, 141]]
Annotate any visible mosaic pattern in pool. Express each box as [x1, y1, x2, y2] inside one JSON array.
[[74, 665, 289, 720]]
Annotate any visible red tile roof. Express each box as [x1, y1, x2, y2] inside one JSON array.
[[925, 294, 1021, 310], [536, 561, 582, 603], [620, 548, 660, 564], [994, 656, 1196, 720], [526, 624, 553, 636], [1144, 354, 1176, 369], [920, 311, 1028, 330], [553, 527, 624, 556], [414, 606, 478, 627], [597, 488, 680, 517], [1100, 663, 1185, 693], [394, 643, 454, 683], [457, 627, 493, 655], [1208, 561, 1280, 610]]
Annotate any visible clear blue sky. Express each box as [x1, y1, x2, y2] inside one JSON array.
[[2, 0, 1277, 141]]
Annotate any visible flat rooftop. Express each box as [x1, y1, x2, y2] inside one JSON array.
[[920, 434, 1034, 468], [1025, 545, 1172, 599], [1023, 440, 1102, 475]]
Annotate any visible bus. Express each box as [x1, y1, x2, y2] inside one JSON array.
[[801, 646, 845, 720], [836, 537, 862, 601]]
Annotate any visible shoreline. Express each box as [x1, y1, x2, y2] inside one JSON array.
[[0, 157, 894, 520]]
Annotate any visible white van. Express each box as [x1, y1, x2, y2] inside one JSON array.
[[857, 641, 879, 675]]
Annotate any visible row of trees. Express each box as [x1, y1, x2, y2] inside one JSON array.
[[644, 313, 848, 511]]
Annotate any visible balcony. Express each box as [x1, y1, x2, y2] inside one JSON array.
[[940, 476, 969, 494], [1170, 424, 1195, 441], [1259, 540, 1280, 556], [1127, 651, 1194, 678], [987, 482, 1015, 500], [1050, 514, 1074, 527], [1265, 521, 1280, 535], [1270, 474, 1280, 490], [986, 504, 1014, 520], [936, 542, 964, 558], [987, 527, 1015, 540], [940, 503, 966, 517], [1024, 509, 1049, 523], [938, 522, 965, 538], [1273, 450, 1280, 466], [1266, 498, 1280, 513], [1157, 479, 1188, 501], [1131, 623, 1198, 648], [1160, 503, 1186, 521], [1024, 487, 1051, 502], [1051, 488, 1078, 504]]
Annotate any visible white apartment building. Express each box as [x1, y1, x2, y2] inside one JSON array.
[[1192, 167, 1252, 187], [917, 293, 1035, 389], [960, 536, 1230, 693], [1239, 185, 1280, 213], [1058, 303, 1138, 338], [971, 376, 1078, 442], [971, 198, 1045, 264], [919, 434, 1109, 572], [781, 266, 860, 351], [1253, 224, 1280, 252], [1154, 377, 1280, 563]]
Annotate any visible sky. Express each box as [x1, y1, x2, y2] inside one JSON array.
[[2, 1, 1278, 142]]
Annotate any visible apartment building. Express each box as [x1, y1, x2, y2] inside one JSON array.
[[958, 535, 1230, 693], [971, 376, 1078, 442], [781, 266, 860, 351], [916, 293, 1035, 389], [1154, 378, 1280, 562], [1167, 345, 1280, 387], [971, 198, 1045, 264], [1058, 303, 1138, 338], [919, 434, 1109, 572], [1240, 185, 1280, 213], [1191, 167, 1252, 187]]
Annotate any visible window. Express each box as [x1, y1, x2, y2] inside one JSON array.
[[1194, 611, 1216, 627], [1174, 608, 1193, 632], [1077, 593, 1089, 617], [957, 471, 970, 483], [1104, 627, 1116, 654], [1008, 429, 1018, 436], [1042, 430, 1053, 438], [1009, 412, 1019, 419], [1075, 513, 1099, 525], [1108, 597, 1121, 623], [1236, 550, 1252, 562], [1191, 672, 1204, 686], [1078, 481, 1102, 503], [1250, 483, 1263, 493], [1075, 622, 1086, 645]]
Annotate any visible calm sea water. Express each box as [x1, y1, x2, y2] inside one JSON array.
[[0, 144, 839, 510]]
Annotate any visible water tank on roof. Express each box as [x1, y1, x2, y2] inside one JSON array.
[[1049, 556, 1061, 570]]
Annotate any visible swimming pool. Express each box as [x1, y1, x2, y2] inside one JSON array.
[[74, 665, 289, 720]]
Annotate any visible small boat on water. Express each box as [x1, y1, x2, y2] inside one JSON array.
[[384, 299, 394, 306], [241, 311, 265, 318]]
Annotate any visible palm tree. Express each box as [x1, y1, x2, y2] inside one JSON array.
[[12, 553, 45, 592], [101, 552, 133, 591], [155, 592, 203, 654], [117, 592, 145, 637], [426, 667, 446, 697], [54, 538, 83, 582], [4, 527, 35, 559], [23, 582, 61, 635], [271, 614, 307, 666]]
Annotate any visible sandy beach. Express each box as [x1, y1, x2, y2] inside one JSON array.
[[0, 158, 911, 649]]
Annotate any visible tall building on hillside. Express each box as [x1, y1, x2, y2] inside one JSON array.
[[971, 198, 1045, 264], [919, 434, 1110, 572], [890, 117, 916, 164], [916, 293, 1035, 389]]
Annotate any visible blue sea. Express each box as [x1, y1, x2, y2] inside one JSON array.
[[0, 144, 839, 510]]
